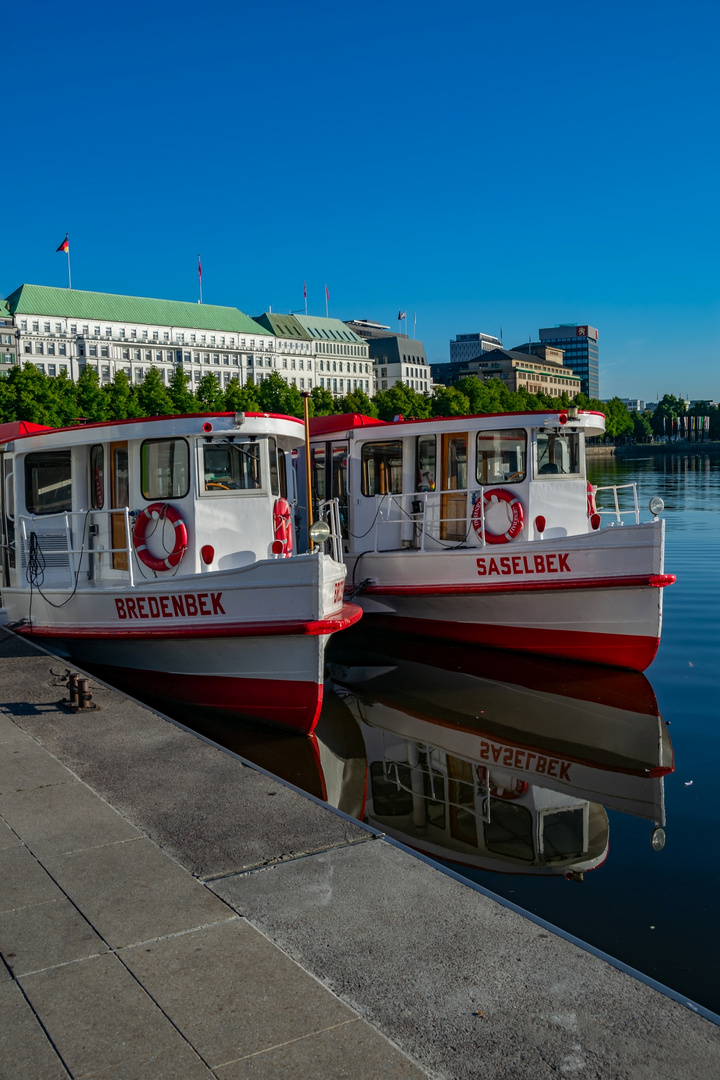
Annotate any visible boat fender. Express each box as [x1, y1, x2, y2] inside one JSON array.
[[273, 497, 294, 556], [133, 502, 188, 572], [472, 488, 524, 545], [587, 483, 601, 530]]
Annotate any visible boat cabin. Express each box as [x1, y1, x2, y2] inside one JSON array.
[[0, 412, 303, 594], [304, 410, 606, 554]]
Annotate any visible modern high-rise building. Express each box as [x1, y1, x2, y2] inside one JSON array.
[[538, 324, 599, 398], [449, 332, 503, 364]]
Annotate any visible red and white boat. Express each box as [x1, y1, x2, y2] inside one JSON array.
[[303, 409, 675, 671], [0, 413, 361, 733]]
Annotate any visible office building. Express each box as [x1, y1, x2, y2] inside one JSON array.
[[432, 348, 581, 399], [345, 321, 432, 394], [449, 332, 503, 364], [538, 324, 599, 398]]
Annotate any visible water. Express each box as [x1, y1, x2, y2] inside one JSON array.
[[160, 451, 720, 1015]]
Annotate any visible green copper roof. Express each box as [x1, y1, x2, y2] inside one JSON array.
[[294, 314, 365, 343], [253, 312, 311, 340], [3, 284, 271, 336]]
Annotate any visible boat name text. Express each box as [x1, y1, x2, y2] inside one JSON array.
[[478, 739, 572, 780], [476, 553, 571, 577], [114, 592, 226, 620]]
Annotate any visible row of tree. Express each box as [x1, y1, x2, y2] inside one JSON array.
[[0, 363, 717, 441]]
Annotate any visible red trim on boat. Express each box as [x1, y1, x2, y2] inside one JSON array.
[[79, 663, 324, 735], [17, 603, 363, 642], [364, 615, 661, 672], [4, 410, 304, 441], [359, 574, 675, 597]]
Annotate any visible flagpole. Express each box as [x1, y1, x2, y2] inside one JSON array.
[[325, 285, 328, 318], [67, 237, 72, 290], [198, 254, 202, 304]]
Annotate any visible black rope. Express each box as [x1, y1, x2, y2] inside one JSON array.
[[25, 509, 92, 620]]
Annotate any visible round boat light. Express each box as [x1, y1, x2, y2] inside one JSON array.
[[200, 545, 215, 565], [202, 422, 213, 433], [649, 497, 665, 518], [309, 520, 331, 545], [271, 539, 285, 555], [534, 515, 546, 534], [651, 827, 666, 852], [558, 412, 568, 425]]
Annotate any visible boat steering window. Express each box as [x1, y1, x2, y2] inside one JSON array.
[[361, 440, 403, 497], [476, 429, 526, 485], [141, 439, 190, 500], [202, 440, 262, 492], [416, 435, 436, 491], [24, 451, 72, 515], [90, 445, 104, 509], [535, 431, 580, 477]]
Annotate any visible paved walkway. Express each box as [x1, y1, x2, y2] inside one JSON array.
[[1, 630, 719, 1079]]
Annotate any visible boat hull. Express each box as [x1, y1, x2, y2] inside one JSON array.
[[349, 521, 672, 672]]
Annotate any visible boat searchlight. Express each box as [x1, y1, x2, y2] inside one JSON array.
[[649, 497, 665, 518], [309, 520, 331, 545]]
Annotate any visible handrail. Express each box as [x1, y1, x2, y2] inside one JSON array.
[[370, 487, 486, 550], [593, 482, 640, 524], [315, 498, 343, 563], [17, 508, 135, 586]]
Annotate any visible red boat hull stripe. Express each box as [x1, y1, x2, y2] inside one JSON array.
[[359, 574, 675, 598], [366, 615, 661, 672]]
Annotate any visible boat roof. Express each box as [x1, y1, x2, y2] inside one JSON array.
[[310, 410, 606, 438], [0, 412, 305, 450]]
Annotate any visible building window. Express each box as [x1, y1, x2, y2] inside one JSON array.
[[101, 346, 109, 357], [32, 322, 39, 332], [35, 342, 44, 355], [59, 344, 66, 356]]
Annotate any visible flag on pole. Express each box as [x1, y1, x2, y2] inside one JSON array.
[[198, 255, 202, 279], [325, 284, 329, 302], [56, 234, 69, 253], [304, 281, 307, 299], [398, 309, 406, 320]]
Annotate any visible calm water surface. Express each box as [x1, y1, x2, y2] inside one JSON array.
[[170, 452, 720, 1015]]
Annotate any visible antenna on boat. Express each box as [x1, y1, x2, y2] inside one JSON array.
[[302, 392, 314, 550]]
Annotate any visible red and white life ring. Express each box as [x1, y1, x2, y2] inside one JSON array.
[[587, 482, 601, 531], [472, 488, 524, 545], [133, 502, 188, 572], [273, 497, 294, 556], [490, 779, 528, 800]]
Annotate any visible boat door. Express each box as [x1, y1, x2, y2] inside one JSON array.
[[440, 433, 468, 541], [110, 441, 129, 571], [330, 442, 348, 540]]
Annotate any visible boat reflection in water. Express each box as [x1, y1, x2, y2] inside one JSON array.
[[179, 633, 673, 880]]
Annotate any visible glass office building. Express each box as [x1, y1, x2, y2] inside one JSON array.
[[538, 324, 599, 399]]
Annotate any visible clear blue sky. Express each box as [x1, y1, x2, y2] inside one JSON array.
[[3, 0, 719, 401]]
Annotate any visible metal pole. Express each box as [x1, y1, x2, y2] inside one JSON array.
[[302, 392, 314, 549]]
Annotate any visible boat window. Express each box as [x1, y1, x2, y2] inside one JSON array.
[[370, 762, 413, 816], [361, 441, 403, 497], [476, 429, 526, 485], [485, 799, 534, 862], [202, 440, 261, 492], [24, 451, 72, 515], [268, 437, 280, 497], [277, 446, 287, 499], [141, 439, 190, 500], [90, 445, 104, 509], [539, 807, 585, 861], [311, 445, 326, 501], [535, 431, 580, 476], [416, 435, 436, 491]]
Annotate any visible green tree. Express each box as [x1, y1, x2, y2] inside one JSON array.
[[431, 385, 471, 416], [651, 394, 686, 438], [104, 370, 138, 420], [75, 366, 107, 422], [0, 374, 17, 422], [632, 411, 653, 442], [336, 388, 378, 417], [136, 367, 175, 416], [309, 385, 337, 417], [196, 372, 224, 411], [168, 367, 197, 414], [603, 397, 633, 441], [224, 377, 261, 413], [9, 364, 65, 425], [373, 382, 432, 421], [53, 370, 79, 425], [258, 372, 304, 417]]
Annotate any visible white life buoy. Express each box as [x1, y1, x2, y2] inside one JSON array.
[[472, 488, 524, 545]]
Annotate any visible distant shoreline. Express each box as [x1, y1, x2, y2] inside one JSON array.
[[587, 442, 720, 458]]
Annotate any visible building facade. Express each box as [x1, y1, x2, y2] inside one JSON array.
[[345, 322, 432, 394], [449, 332, 503, 364], [293, 315, 372, 397], [538, 324, 599, 398], [432, 347, 581, 399]]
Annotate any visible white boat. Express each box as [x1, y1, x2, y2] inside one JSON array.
[[0, 413, 361, 733], [303, 409, 675, 671]]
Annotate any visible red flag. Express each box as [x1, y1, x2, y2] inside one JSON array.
[[325, 284, 329, 302], [56, 234, 69, 253], [304, 281, 307, 299], [198, 255, 202, 279]]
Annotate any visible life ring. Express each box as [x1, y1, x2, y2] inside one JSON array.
[[490, 779, 528, 800], [133, 502, 188, 572], [587, 483, 601, 531], [273, 497, 294, 556], [472, 488, 524, 545]]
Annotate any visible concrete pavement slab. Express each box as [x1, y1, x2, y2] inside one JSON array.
[[0, 718, 72, 794], [0, 779, 141, 860], [42, 837, 233, 949], [0, 640, 371, 879], [0, 817, 21, 851], [0, 845, 66, 916], [0, 896, 105, 977], [213, 1016, 428, 1079], [123, 918, 356, 1068], [18, 952, 212, 1079], [212, 839, 720, 1080], [0, 981, 69, 1080]]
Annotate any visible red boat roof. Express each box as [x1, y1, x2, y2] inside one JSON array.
[[0, 412, 304, 443], [309, 413, 388, 436], [0, 421, 54, 444]]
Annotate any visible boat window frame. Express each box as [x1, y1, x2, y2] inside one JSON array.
[[533, 429, 582, 479], [199, 436, 266, 497], [475, 428, 527, 486], [140, 437, 190, 501], [90, 444, 105, 510], [24, 449, 73, 516], [361, 439, 404, 498]]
